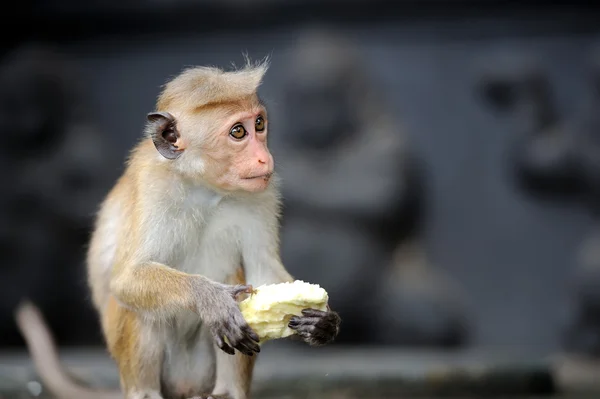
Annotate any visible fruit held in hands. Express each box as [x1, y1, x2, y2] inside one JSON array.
[[239, 280, 330, 342]]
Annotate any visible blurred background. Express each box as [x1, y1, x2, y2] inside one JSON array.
[[4, 0, 600, 390]]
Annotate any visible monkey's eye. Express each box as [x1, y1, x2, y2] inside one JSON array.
[[229, 124, 247, 140], [255, 116, 265, 132]]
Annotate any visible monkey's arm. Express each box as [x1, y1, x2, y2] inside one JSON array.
[[239, 202, 294, 287], [281, 127, 411, 219], [110, 261, 260, 355], [109, 261, 207, 316], [241, 246, 294, 287], [240, 205, 341, 345]]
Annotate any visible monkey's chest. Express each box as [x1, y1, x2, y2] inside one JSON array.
[[171, 213, 244, 284], [159, 212, 243, 336]]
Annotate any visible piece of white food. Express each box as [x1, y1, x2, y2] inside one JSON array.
[[239, 280, 329, 342]]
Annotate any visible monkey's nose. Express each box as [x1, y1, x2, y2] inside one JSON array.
[[258, 158, 266, 164]]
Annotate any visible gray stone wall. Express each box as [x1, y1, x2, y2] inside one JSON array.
[[2, 2, 600, 357]]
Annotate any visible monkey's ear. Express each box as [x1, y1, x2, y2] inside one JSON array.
[[146, 111, 184, 160]]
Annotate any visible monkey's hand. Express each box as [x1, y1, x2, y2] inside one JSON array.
[[204, 283, 261, 356], [288, 308, 341, 346]]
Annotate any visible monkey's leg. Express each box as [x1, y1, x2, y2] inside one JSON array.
[[210, 346, 256, 399], [195, 268, 255, 399], [103, 296, 164, 399], [161, 319, 216, 399]]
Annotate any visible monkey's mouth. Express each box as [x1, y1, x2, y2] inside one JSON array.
[[243, 172, 273, 180]]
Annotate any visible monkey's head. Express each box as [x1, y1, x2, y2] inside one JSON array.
[[145, 61, 274, 193]]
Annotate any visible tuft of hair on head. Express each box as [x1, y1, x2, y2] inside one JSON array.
[[156, 56, 270, 113]]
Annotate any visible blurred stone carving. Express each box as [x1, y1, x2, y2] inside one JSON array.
[[0, 45, 120, 346], [271, 29, 426, 343], [574, 52, 600, 214], [478, 52, 600, 357], [478, 56, 581, 201], [560, 52, 600, 357], [371, 238, 470, 347]]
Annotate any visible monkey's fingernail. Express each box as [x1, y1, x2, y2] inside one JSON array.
[[219, 343, 235, 355], [302, 308, 323, 317]]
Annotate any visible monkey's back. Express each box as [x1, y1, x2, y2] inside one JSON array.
[[86, 142, 148, 316]]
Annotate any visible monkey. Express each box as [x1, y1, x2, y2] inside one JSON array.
[[16, 59, 341, 399]]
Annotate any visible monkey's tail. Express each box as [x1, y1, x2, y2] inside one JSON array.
[[14, 301, 123, 399]]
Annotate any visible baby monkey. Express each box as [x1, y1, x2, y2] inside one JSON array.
[[16, 60, 341, 399]]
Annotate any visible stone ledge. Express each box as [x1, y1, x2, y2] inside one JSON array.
[[1, 344, 599, 398]]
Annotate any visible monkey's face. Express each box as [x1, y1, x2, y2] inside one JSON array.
[[170, 105, 274, 193]]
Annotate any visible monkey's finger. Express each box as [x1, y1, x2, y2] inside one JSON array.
[[220, 343, 235, 355], [243, 325, 260, 342], [232, 341, 255, 356], [294, 316, 321, 326], [242, 336, 261, 353], [294, 324, 316, 334], [301, 309, 327, 318], [232, 335, 260, 355], [288, 319, 300, 329], [288, 316, 304, 329], [214, 334, 235, 355]]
